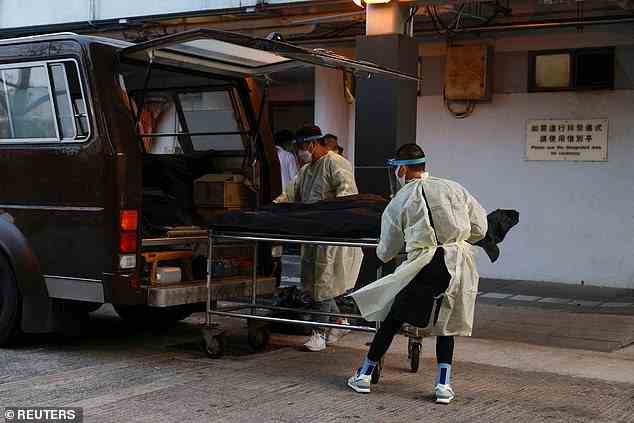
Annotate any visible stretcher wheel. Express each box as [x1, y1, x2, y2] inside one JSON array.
[[409, 343, 421, 373], [371, 360, 382, 385], [247, 321, 270, 351], [204, 334, 225, 358]]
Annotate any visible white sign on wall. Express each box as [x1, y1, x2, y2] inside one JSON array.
[[526, 119, 608, 161]]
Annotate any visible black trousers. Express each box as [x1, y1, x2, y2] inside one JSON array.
[[367, 308, 454, 364]]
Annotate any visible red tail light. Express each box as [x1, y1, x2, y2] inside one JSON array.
[[120, 231, 137, 253], [120, 209, 138, 231]]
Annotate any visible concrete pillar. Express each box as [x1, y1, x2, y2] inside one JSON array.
[[354, 2, 418, 286], [366, 2, 408, 36], [354, 34, 418, 196], [314, 67, 355, 162], [354, 2, 418, 195]]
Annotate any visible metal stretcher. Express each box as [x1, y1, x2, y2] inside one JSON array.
[[201, 229, 425, 381]]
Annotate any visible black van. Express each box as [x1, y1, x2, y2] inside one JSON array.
[[0, 29, 415, 345]]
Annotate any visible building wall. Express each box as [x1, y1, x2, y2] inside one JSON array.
[[416, 26, 634, 288], [0, 0, 306, 29], [315, 67, 357, 162]]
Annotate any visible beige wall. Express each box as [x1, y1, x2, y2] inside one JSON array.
[[412, 25, 634, 288], [314, 67, 356, 162], [309, 26, 634, 288]]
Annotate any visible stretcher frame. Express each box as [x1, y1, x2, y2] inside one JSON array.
[[201, 229, 425, 377]]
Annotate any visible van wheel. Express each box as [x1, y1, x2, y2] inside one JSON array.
[[0, 256, 20, 346], [114, 304, 194, 327]]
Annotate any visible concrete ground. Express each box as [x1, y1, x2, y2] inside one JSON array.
[[478, 278, 634, 315], [473, 279, 634, 352], [1, 302, 634, 423]]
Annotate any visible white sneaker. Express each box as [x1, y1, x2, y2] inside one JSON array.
[[435, 384, 455, 404], [347, 370, 371, 394], [304, 330, 327, 352], [326, 319, 351, 345]]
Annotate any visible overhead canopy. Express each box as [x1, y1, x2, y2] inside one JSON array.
[[118, 29, 420, 81]]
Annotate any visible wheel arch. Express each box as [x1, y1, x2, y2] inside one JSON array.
[[0, 214, 47, 297]]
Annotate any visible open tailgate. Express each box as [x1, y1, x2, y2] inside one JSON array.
[[118, 28, 419, 81]]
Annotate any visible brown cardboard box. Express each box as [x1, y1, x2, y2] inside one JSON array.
[[194, 174, 251, 208]]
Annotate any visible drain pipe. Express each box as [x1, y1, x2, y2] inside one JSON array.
[[414, 15, 634, 38], [292, 15, 634, 45]]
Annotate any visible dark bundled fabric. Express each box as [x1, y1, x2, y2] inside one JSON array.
[[474, 209, 520, 263], [209, 194, 388, 239], [391, 247, 451, 327], [210, 195, 519, 262], [275, 286, 315, 309]]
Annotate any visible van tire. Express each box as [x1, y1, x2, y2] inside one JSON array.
[[0, 255, 20, 346], [113, 304, 194, 327]]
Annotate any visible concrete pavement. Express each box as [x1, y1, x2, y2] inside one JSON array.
[[0, 304, 633, 422], [478, 278, 634, 315]]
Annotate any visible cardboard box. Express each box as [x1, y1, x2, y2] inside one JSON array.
[[194, 174, 251, 208]]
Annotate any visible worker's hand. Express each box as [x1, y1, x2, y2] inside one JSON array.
[[273, 194, 288, 204]]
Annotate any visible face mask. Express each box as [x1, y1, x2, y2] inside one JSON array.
[[298, 148, 312, 163], [395, 166, 406, 187]]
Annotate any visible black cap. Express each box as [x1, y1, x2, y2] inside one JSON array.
[[274, 130, 294, 147], [295, 125, 323, 145]]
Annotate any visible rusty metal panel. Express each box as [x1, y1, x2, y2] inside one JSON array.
[[444, 44, 491, 101]]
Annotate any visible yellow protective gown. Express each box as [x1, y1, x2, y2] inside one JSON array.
[[350, 173, 488, 336], [275, 151, 363, 302]]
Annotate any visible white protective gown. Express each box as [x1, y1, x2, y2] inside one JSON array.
[[350, 173, 488, 336], [275, 151, 364, 302], [275, 145, 299, 191]]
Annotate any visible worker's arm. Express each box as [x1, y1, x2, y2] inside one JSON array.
[[376, 202, 404, 263], [464, 189, 488, 244], [330, 160, 358, 197], [273, 172, 300, 203]]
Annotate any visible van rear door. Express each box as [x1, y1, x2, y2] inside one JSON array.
[[118, 28, 419, 81]]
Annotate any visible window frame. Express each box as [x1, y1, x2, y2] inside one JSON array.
[[178, 87, 252, 153], [134, 86, 252, 155], [528, 49, 573, 93], [528, 47, 615, 93], [49, 62, 79, 140], [574, 47, 615, 90], [0, 58, 91, 145]]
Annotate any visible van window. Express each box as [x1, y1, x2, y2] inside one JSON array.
[[179, 91, 245, 151], [0, 60, 89, 143], [50, 62, 90, 140], [140, 89, 250, 155], [140, 96, 180, 154], [0, 65, 56, 140]]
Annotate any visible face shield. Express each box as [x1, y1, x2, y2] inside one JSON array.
[[386, 157, 427, 198]]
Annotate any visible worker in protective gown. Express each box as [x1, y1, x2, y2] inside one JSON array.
[[347, 143, 487, 404], [274, 125, 363, 352]]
